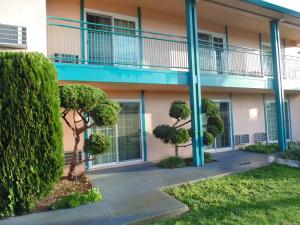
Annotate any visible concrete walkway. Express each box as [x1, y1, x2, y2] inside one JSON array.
[[0, 151, 274, 225]]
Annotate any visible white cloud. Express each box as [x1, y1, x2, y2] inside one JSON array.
[[263, 0, 300, 12]]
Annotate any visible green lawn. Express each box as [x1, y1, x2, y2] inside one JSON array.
[[153, 164, 300, 225]]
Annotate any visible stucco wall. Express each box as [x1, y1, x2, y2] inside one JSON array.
[[0, 0, 47, 54], [289, 94, 300, 141]]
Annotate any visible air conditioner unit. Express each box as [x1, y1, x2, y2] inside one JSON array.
[[235, 134, 250, 145], [254, 132, 267, 143], [54, 53, 79, 64], [64, 151, 83, 166], [0, 23, 26, 48]]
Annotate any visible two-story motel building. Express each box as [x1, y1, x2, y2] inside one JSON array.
[[1, 0, 300, 173]]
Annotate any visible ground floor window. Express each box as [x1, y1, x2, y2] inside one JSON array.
[[205, 100, 232, 151], [89, 101, 142, 168], [265, 101, 290, 142]]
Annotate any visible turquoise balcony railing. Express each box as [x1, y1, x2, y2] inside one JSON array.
[[47, 16, 300, 80], [47, 16, 188, 70], [283, 55, 300, 79]]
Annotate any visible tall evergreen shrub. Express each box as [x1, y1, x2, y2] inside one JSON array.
[[0, 52, 63, 217]]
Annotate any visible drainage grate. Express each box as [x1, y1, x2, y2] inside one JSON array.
[[239, 162, 251, 166]]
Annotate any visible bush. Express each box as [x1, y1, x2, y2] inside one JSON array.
[[244, 143, 279, 154], [281, 149, 300, 161], [159, 157, 186, 169], [159, 152, 214, 169], [0, 52, 63, 217], [51, 188, 102, 210]]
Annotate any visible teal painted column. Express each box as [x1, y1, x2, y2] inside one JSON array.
[[80, 0, 85, 63], [185, 0, 204, 166], [141, 90, 147, 161], [229, 93, 235, 150], [270, 20, 287, 151], [84, 113, 89, 171]]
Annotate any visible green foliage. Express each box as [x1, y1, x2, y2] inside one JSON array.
[[170, 128, 190, 145], [153, 99, 224, 157], [203, 131, 214, 146], [154, 165, 300, 225], [281, 142, 300, 161], [158, 157, 186, 169], [59, 84, 106, 112], [59, 84, 120, 178], [153, 125, 175, 144], [90, 100, 121, 127], [204, 152, 213, 163], [169, 101, 191, 120], [84, 133, 111, 155], [0, 52, 63, 217], [202, 98, 219, 116], [244, 143, 279, 154], [51, 188, 102, 210]]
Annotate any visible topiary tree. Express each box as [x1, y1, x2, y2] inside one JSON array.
[[153, 99, 224, 157], [0, 52, 63, 217], [59, 84, 120, 180]]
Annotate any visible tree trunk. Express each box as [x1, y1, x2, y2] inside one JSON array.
[[68, 134, 80, 180], [175, 146, 179, 157]]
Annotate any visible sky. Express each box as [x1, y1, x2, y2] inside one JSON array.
[[264, 0, 300, 12]]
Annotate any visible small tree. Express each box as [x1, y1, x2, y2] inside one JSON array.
[[60, 84, 120, 180], [153, 99, 224, 157]]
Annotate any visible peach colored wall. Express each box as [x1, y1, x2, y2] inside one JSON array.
[[0, 0, 47, 54], [231, 93, 266, 144]]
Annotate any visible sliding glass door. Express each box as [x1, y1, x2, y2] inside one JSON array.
[[89, 101, 142, 168], [86, 13, 138, 66], [205, 100, 232, 151]]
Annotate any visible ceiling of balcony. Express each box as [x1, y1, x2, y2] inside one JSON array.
[[97, 0, 300, 42]]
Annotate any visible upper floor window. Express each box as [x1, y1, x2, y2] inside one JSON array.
[[0, 24, 26, 48]]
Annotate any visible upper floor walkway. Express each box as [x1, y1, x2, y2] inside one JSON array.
[[46, 0, 300, 91]]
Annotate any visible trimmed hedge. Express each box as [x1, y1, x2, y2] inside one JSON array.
[[0, 52, 64, 217]]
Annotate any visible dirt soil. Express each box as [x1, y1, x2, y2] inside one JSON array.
[[34, 176, 93, 212]]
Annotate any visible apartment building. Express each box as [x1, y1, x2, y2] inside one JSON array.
[[1, 0, 300, 172]]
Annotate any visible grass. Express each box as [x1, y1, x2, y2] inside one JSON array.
[[153, 164, 300, 225]]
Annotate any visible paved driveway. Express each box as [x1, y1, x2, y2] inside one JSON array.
[[0, 151, 274, 225]]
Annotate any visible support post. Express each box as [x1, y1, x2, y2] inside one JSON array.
[[141, 90, 147, 161], [137, 7, 143, 67], [80, 0, 85, 64], [185, 0, 204, 166], [270, 20, 287, 151]]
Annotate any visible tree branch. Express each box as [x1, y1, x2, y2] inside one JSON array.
[[178, 143, 192, 148], [172, 119, 181, 127], [175, 119, 191, 128], [62, 112, 75, 132]]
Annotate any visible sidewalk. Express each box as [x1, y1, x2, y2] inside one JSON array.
[[0, 151, 273, 225]]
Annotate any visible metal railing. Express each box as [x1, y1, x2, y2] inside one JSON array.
[[199, 40, 273, 78], [282, 55, 300, 80], [47, 16, 300, 80], [47, 16, 188, 70]]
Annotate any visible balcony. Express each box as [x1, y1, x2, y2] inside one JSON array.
[[47, 17, 300, 88]]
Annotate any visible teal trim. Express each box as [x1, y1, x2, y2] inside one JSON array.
[[263, 94, 268, 143], [80, 0, 85, 63], [137, 7, 143, 67], [55, 63, 188, 85], [243, 0, 300, 18], [270, 20, 287, 151], [229, 93, 235, 150], [287, 94, 293, 140], [186, 0, 203, 166], [84, 113, 89, 171], [141, 90, 147, 161]]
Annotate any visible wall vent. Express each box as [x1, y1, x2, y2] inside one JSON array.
[[0, 23, 26, 48], [254, 132, 267, 143], [235, 134, 250, 145], [54, 53, 79, 64], [64, 151, 83, 165]]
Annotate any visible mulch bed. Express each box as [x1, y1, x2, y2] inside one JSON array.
[[34, 176, 93, 212]]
